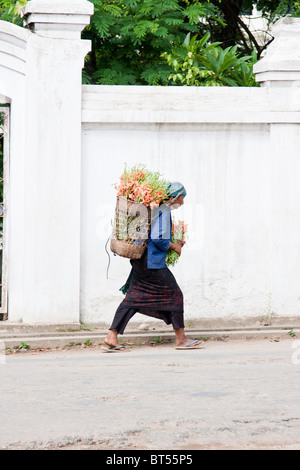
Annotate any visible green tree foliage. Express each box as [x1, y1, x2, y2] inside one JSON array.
[[163, 32, 258, 86], [255, 0, 300, 20], [210, 0, 300, 58], [1, 0, 300, 86], [82, 0, 224, 85], [82, 0, 300, 85], [0, 0, 26, 25]]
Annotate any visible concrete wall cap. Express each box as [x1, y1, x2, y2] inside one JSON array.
[[21, 0, 94, 18], [21, 0, 94, 38], [0, 19, 31, 41], [254, 17, 300, 84], [271, 16, 300, 35]]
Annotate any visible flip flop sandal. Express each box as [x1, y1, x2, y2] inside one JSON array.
[[101, 345, 130, 353], [175, 340, 203, 350]]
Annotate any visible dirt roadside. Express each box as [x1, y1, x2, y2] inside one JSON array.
[[1, 335, 300, 451]]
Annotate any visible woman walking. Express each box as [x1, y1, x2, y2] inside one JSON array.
[[104, 182, 202, 351]]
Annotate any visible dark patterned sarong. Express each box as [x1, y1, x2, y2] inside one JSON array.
[[109, 250, 184, 334]]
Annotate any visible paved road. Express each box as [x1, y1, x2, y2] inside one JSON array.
[[1, 337, 300, 450]]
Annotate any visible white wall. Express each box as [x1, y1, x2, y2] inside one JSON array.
[[0, 1, 94, 325], [1, 7, 300, 327], [80, 85, 300, 326]]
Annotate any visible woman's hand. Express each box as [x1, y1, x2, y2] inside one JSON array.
[[169, 242, 182, 256]]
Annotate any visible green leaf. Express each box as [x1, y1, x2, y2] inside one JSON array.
[[221, 76, 238, 86], [92, 11, 114, 37], [156, 26, 168, 38], [183, 32, 191, 48]]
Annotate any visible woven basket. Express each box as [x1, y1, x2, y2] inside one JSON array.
[[110, 196, 151, 259]]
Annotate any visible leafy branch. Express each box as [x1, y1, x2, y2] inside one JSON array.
[[162, 32, 259, 86]]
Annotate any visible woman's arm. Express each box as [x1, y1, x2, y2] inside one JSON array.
[[150, 206, 171, 252]]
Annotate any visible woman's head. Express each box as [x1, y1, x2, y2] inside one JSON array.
[[166, 182, 186, 209]]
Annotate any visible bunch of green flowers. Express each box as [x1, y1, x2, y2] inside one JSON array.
[[166, 218, 188, 267]]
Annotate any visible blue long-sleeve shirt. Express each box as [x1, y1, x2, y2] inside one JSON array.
[[147, 205, 172, 269]]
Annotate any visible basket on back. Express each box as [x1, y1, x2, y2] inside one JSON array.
[[110, 196, 151, 259]]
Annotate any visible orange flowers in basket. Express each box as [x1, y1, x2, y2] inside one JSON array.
[[113, 165, 188, 265], [115, 165, 169, 208]]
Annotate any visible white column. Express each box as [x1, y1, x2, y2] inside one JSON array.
[[9, 0, 93, 324], [254, 17, 300, 88], [254, 17, 300, 318]]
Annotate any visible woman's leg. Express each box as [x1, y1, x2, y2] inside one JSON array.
[[174, 328, 202, 347], [169, 310, 185, 330], [170, 311, 202, 347], [104, 304, 137, 347]]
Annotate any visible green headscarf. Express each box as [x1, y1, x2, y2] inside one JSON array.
[[167, 182, 187, 199]]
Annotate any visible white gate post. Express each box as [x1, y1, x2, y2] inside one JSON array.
[[10, 0, 93, 324], [254, 18, 300, 318], [254, 17, 300, 88]]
